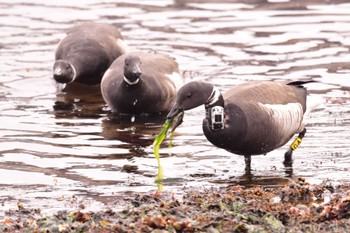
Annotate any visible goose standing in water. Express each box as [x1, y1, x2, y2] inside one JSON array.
[[167, 81, 319, 172]]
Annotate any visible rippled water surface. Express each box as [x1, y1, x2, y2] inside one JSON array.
[[1, 0, 349, 214]]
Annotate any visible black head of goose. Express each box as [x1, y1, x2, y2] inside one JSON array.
[[167, 81, 316, 172], [101, 52, 183, 115], [53, 22, 128, 85]]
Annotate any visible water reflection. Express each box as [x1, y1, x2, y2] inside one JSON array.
[[101, 113, 166, 147], [53, 83, 105, 118]]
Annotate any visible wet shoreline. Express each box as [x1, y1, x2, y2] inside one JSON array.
[[1, 0, 349, 220], [1, 178, 350, 232]]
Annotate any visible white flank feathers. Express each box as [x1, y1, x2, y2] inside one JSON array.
[[166, 72, 183, 91], [305, 94, 324, 118], [260, 102, 304, 134], [116, 38, 130, 53]]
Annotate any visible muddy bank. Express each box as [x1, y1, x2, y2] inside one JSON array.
[[1, 178, 349, 232]]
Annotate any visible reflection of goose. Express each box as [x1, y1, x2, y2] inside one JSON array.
[[101, 114, 167, 148], [53, 22, 128, 85], [53, 83, 105, 119], [167, 81, 320, 173], [56, 82, 104, 102], [101, 52, 183, 114]]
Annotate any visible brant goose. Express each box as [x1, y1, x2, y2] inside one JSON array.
[[53, 22, 128, 85], [101, 52, 183, 114], [167, 81, 318, 172]]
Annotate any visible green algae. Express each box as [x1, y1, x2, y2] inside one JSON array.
[[153, 118, 174, 187]]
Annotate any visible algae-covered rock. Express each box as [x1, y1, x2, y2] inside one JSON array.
[[262, 213, 285, 232]]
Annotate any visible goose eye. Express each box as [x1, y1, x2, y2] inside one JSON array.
[[186, 93, 192, 98]]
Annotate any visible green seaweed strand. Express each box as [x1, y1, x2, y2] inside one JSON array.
[[168, 131, 174, 148], [153, 119, 173, 186]]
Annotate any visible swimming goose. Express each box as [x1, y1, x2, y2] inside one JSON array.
[[53, 22, 128, 85], [167, 81, 316, 171], [101, 52, 183, 114]]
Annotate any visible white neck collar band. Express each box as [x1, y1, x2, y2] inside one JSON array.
[[207, 87, 221, 106], [70, 64, 77, 82], [124, 76, 139, 85]]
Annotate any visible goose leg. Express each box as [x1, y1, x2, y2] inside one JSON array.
[[244, 155, 252, 173], [284, 128, 307, 165]]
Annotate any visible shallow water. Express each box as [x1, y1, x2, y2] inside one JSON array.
[[0, 0, 349, 215]]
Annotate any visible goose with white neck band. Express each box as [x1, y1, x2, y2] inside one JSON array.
[[53, 22, 128, 85], [101, 52, 183, 114], [167, 80, 319, 173]]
